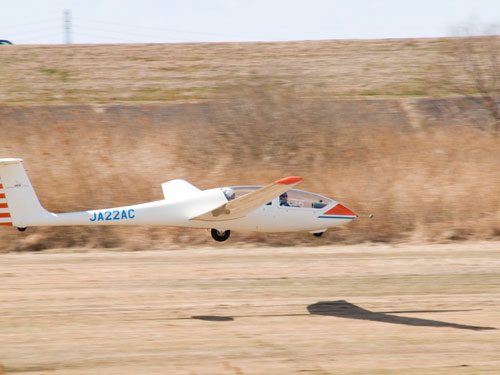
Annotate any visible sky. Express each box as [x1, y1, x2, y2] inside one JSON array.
[[0, 0, 499, 45]]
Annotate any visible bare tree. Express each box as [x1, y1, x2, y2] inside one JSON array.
[[448, 24, 500, 133]]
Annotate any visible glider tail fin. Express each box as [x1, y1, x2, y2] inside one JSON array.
[[0, 159, 49, 227]]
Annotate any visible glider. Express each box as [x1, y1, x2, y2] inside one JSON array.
[[0, 158, 357, 241]]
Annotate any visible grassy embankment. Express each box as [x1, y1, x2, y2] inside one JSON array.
[[0, 38, 487, 104]]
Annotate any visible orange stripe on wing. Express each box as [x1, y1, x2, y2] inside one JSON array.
[[0, 203, 8, 208], [0, 222, 13, 226], [0, 212, 11, 218], [275, 176, 302, 185]]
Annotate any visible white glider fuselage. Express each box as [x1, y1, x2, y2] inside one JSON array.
[[12, 188, 353, 232], [0, 159, 357, 239]]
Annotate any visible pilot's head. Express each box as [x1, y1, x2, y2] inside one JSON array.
[[222, 187, 236, 201], [280, 192, 288, 202]]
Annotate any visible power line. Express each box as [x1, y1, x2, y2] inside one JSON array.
[[72, 16, 268, 41], [0, 18, 59, 31], [3, 13, 271, 44], [2, 24, 60, 37], [72, 22, 197, 43], [14, 32, 63, 44], [73, 31, 146, 44]]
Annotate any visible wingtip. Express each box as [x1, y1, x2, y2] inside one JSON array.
[[275, 176, 302, 185], [0, 158, 23, 165]]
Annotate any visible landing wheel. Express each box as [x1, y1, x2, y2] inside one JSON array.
[[313, 232, 324, 237], [211, 229, 230, 242], [17, 227, 27, 232]]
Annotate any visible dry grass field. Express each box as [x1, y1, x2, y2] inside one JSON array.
[[0, 242, 499, 375], [0, 38, 495, 104], [1, 90, 500, 250]]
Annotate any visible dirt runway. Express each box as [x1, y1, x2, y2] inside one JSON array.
[[1, 242, 499, 374]]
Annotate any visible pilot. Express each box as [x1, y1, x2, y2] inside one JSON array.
[[222, 187, 236, 201], [279, 192, 290, 206]]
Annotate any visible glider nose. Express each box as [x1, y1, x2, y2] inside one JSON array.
[[320, 203, 357, 219]]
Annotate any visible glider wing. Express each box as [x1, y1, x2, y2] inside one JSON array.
[[190, 176, 302, 222]]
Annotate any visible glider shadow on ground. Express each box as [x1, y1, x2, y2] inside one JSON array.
[[307, 300, 496, 331]]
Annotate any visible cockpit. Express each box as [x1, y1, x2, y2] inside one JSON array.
[[221, 187, 236, 201], [222, 186, 333, 209]]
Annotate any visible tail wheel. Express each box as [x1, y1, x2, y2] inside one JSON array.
[[211, 229, 230, 242], [313, 232, 324, 237]]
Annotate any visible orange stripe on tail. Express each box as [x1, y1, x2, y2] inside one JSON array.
[[0, 212, 11, 218], [0, 222, 13, 226], [0, 203, 8, 208]]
